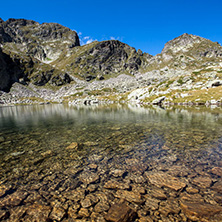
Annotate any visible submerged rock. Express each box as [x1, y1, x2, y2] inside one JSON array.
[[0, 136, 5, 143], [49, 206, 66, 221], [115, 190, 144, 204], [0, 210, 9, 220], [66, 142, 82, 150], [104, 180, 130, 190], [180, 201, 222, 221], [105, 202, 137, 222], [0, 191, 28, 207], [212, 181, 222, 193], [192, 176, 213, 189], [26, 204, 52, 221], [211, 167, 222, 177], [146, 171, 186, 191]]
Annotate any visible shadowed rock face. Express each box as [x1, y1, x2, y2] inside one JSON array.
[[0, 18, 80, 90], [0, 48, 23, 92]]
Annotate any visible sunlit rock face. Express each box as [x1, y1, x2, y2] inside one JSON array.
[[1, 18, 222, 105], [0, 18, 80, 62]]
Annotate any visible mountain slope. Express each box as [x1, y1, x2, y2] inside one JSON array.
[[143, 33, 222, 72], [0, 18, 80, 62], [1, 18, 222, 105], [0, 18, 151, 91], [52, 40, 152, 81]]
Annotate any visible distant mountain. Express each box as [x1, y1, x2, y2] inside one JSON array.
[[142, 33, 222, 72], [1, 18, 222, 105], [0, 18, 152, 90]]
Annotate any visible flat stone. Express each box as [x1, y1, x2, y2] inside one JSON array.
[[66, 142, 82, 150], [146, 172, 186, 191], [9, 206, 27, 221], [105, 202, 137, 222], [86, 193, 99, 204], [78, 208, 90, 217], [137, 209, 147, 217], [115, 190, 143, 204], [0, 190, 28, 207], [50, 206, 66, 221], [68, 204, 80, 219], [84, 141, 99, 146], [88, 164, 98, 170], [132, 185, 146, 194], [26, 204, 52, 221], [152, 96, 166, 104], [147, 187, 167, 200], [94, 201, 110, 213], [214, 193, 222, 204], [40, 150, 53, 157], [0, 184, 9, 197], [192, 176, 213, 189], [138, 216, 153, 222], [110, 169, 126, 178], [212, 180, 222, 193], [180, 201, 222, 221], [167, 165, 189, 177], [0, 210, 9, 220], [80, 197, 93, 208], [128, 174, 146, 184], [91, 212, 106, 222], [24, 191, 42, 204], [144, 196, 159, 210], [0, 136, 5, 143], [211, 167, 222, 177], [186, 187, 199, 194], [87, 184, 97, 192], [125, 159, 147, 174], [104, 180, 130, 190], [159, 199, 180, 216], [180, 193, 204, 203], [79, 172, 100, 184], [64, 189, 85, 201]]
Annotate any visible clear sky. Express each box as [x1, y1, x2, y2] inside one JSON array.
[[1, 0, 222, 55]]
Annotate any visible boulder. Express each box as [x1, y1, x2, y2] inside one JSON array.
[[146, 171, 186, 191], [152, 96, 166, 105], [105, 202, 137, 222], [206, 80, 222, 88], [180, 201, 222, 221]]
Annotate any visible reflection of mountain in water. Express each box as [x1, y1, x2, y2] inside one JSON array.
[[1, 104, 222, 131]]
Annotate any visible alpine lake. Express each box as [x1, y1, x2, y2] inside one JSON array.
[[0, 104, 222, 222]]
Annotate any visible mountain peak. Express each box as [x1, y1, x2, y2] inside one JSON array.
[[162, 33, 204, 54], [0, 18, 80, 62]]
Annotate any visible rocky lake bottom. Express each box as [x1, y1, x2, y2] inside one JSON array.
[[0, 104, 222, 222]]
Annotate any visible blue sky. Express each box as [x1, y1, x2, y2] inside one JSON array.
[[1, 0, 222, 55]]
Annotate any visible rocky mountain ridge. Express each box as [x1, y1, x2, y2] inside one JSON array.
[[1, 18, 222, 106]]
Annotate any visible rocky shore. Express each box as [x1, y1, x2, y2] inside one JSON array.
[[1, 69, 222, 107]]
